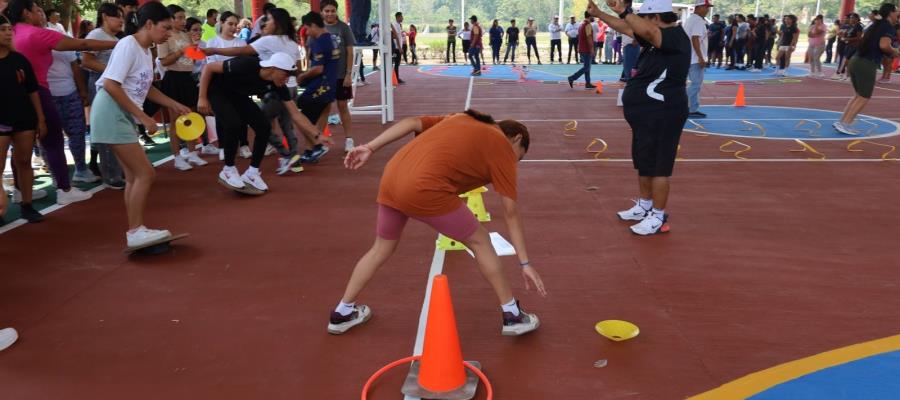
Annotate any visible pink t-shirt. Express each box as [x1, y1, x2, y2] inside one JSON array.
[[13, 23, 65, 88], [808, 24, 826, 47]]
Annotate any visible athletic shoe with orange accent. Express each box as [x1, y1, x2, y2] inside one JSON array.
[[630, 214, 669, 236], [327, 305, 372, 335]]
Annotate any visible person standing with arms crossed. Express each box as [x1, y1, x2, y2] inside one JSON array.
[[524, 17, 541, 64], [684, 0, 711, 119], [565, 15, 579, 63], [446, 19, 457, 63], [587, 0, 691, 235], [548, 15, 562, 63], [503, 19, 519, 64]]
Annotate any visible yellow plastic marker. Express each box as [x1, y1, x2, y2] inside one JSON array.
[[563, 120, 578, 137], [719, 140, 752, 159], [174, 112, 206, 141], [459, 186, 491, 222], [595, 320, 640, 342], [847, 140, 897, 161], [789, 139, 826, 160], [740, 120, 766, 137], [793, 119, 822, 137], [586, 138, 609, 159]]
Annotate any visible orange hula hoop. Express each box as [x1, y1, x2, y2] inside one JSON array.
[[361, 355, 493, 400]]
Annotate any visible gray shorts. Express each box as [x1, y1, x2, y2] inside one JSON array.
[[89, 88, 139, 144]]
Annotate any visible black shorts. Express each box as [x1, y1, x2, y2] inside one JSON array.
[[296, 96, 330, 125], [0, 114, 37, 135], [335, 78, 353, 101], [627, 115, 687, 177], [160, 71, 198, 109]]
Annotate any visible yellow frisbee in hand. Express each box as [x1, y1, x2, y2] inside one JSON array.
[[175, 112, 205, 141], [595, 320, 640, 342]]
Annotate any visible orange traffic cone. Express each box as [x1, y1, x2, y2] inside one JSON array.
[[733, 83, 746, 107], [391, 70, 399, 87], [417, 275, 467, 393], [893, 57, 899, 72], [323, 125, 332, 138], [595, 81, 603, 94], [517, 68, 527, 82]]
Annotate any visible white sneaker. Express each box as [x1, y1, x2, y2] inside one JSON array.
[[0, 327, 18, 351], [617, 201, 649, 221], [832, 121, 859, 135], [276, 156, 292, 176], [184, 151, 208, 166], [201, 144, 220, 155], [218, 166, 245, 189], [239, 145, 252, 159], [56, 188, 92, 205], [126, 226, 172, 248], [327, 305, 372, 335], [72, 169, 101, 183], [11, 188, 48, 203], [344, 137, 355, 153], [264, 144, 277, 156], [630, 214, 669, 236], [241, 169, 269, 191], [174, 156, 193, 171]]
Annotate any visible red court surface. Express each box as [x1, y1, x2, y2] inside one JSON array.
[[2, 66, 899, 399]]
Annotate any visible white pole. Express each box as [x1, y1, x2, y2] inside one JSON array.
[[559, 0, 564, 20], [461, 0, 465, 24], [380, 0, 393, 122], [755, 0, 760, 16], [815, 0, 821, 16]]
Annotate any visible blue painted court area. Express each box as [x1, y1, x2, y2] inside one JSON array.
[[749, 350, 900, 400], [684, 106, 900, 140], [418, 64, 808, 83]]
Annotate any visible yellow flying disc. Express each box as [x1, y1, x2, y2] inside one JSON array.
[[174, 112, 205, 141], [595, 320, 640, 342]]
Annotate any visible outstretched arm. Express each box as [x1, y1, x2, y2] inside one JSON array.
[[54, 37, 116, 52], [502, 195, 547, 297], [587, 0, 634, 38], [343, 117, 424, 169]]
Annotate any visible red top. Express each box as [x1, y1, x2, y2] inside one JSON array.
[[470, 23, 483, 49], [577, 21, 594, 53], [409, 31, 417, 45]]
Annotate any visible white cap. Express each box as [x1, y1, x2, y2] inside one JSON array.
[[637, 0, 674, 14], [528, 17, 534, 21], [693, 0, 713, 6], [260, 52, 297, 72]]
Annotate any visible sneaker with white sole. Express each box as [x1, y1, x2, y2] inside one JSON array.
[[501, 302, 540, 336], [126, 226, 172, 248], [630, 214, 669, 236], [56, 188, 92, 205], [0, 327, 18, 351], [832, 121, 859, 135], [184, 151, 208, 166], [327, 305, 372, 334], [72, 169, 101, 183], [264, 144, 277, 156], [174, 156, 193, 171], [617, 200, 650, 221], [344, 137, 355, 152], [218, 166, 245, 189], [11, 188, 48, 203], [241, 169, 268, 191], [308, 144, 329, 162], [239, 145, 252, 159], [201, 144, 220, 155], [276, 155, 300, 175]]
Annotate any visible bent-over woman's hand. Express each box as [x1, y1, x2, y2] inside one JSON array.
[[522, 265, 547, 297], [344, 144, 373, 170], [197, 98, 213, 116]]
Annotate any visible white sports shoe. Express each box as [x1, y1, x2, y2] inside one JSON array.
[[201, 144, 220, 155], [832, 121, 859, 136], [328, 305, 372, 335], [184, 151, 208, 166], [630, 214, 669, 236], [218, 166, 245, 189], [56, 188, 92, 205], [11, 188, 48, 203], [617, 201, 649, 221], [126, 226, 172, 247], [239, 145, 252, 159], [242, 169, 269, 191], [264, 144, 277, 156], [174, 156, 193, 171], [344, 137, 355, 153], [0, 327, 18, 351], [72, 169, 101, 183]]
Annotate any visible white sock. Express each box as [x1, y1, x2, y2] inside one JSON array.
[[651, 208, 665, 221], [247, 166, 259, 175], [638, 198, 653, 210], [335, 301, 356, 316], [501, 299, 520, 316]]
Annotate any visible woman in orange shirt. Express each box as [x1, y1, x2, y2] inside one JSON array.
[[328, 109, 547, 336]]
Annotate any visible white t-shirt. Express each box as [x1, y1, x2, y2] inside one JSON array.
[[459, 29, 471, 41], [683, 14, 708, 64], [206, 35, 247, 63], [48, 50, 78, 96], [548, 23, 561, 40], [250, 35, 301, 87], [84, 28, 118, 67], [391, 21, 405, 46], [47, 22, 67, 34], [97, 35, 154, 109]]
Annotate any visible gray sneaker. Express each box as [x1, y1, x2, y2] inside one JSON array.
[[327, 305, 372, 335]]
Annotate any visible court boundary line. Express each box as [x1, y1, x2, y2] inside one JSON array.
[[0, 155, 174, 236], [522, 158, 898, 163], [471, 96, 900, 101]]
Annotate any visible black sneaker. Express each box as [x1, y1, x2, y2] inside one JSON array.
[[140, 133, 157, 146], [299, 149, 315, 164], [584, 84, 597, 90], [567, 77, 574, 88], [104, 180, 126, 190], [471, 70, 481, 76], [308, 144, 330, 163], [688, 111, 707, 118], [501, 301, 540, 336], [327, 305, 372, 335], [20, 203, 43, 223]]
